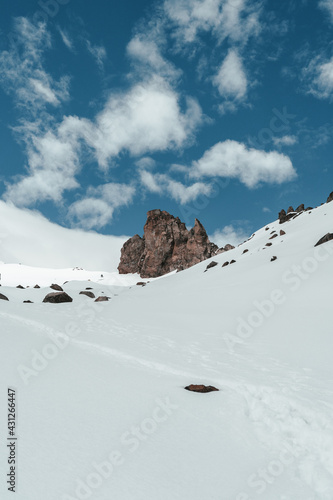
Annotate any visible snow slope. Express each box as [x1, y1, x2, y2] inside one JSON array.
[[0, 201, 128, 270], [1, 201, 333, 500]]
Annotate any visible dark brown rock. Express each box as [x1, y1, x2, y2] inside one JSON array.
[[118, 234, 145, 275], [50, 284, 63, 292], [136, 282, 146, 286], [23, 300, 33, 303], [185, 384, 219, 393], [314, 233, 333, 247], [242, 249, 249, 254], [295, 204, 305, 213], [0, 293, 9, 301], [280, 230, 286, 236], [34, 284, 40, 289], [118, 210, 219, 278], [265, 242, 272, 247], [327, 192, 333, 203], [16, 285, 25, 289], [95, 296, 110, 302], [79, 291, 95, 299], [85, 287, 93, 290], [287, 206, 294, 214], [230, 259, 236, 264], [269, 234, 278, 240], [205, 261, 218, 271], [271, 256, 277, 262], [222, 261, 229, 267], [43, 292, 73, 303]]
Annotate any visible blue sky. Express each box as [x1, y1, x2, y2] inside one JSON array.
[[0, 0, 332, 246]]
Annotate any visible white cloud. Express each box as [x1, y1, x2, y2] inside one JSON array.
[[189, 140, 297, 188], [139, 170, 212, 204], [58, 27, 74, 51], [135, 157, 157, 170], [163, 0, 262, 46], [209, 224, 249, 247], [213, 49, 247, 101], [262, 207, 271, 213], [312, 57, 333, 98], [86, 41, 107, 71], [319, 0, 333, 22], [127, 36, 180, 81], [86, 76, 203, 169], [0, 18, 70, 112], [68, 183, 136, 229], [272, 135, 298, 146]]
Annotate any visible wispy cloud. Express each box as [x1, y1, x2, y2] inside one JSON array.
[[139, 169, 212, 204], [319, 0, 333, 22], [58, 27, 74, 51], [163, 0, 262, 47], [86, 40, 107, 71], [0, 18, 70, 113]]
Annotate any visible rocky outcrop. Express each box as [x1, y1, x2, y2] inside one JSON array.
[[327, 192, 333, 203], [0, 293, 9, 301], [118, 210, 223, 278]]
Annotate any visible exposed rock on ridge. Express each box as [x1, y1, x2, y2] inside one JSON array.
[[118, 209, 223, 278]]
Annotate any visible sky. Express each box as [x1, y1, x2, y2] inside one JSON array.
[[0, 0, 333, 248]]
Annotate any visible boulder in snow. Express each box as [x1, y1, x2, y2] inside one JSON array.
[[43, 292, 73, 303], [185, 384, 219, 393], [314, 233, 333, 247]]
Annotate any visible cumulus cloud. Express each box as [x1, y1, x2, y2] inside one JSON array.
[[139, 170, 212, 204], [68, 183, 136, 229], [0, 18, 70, 112], [86, 76, 203, 168], [209, 224, 249, 247], [189, 140, 297, 188], [213, 49, 247, 107], [2, 18, 203, 211]]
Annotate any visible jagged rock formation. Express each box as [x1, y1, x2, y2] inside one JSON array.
[[118, 209, 225, 278]]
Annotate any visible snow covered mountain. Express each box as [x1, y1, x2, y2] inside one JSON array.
[[1, 198, 333, 500]]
